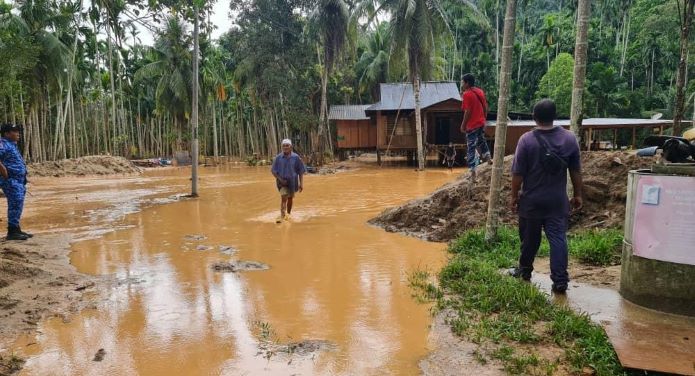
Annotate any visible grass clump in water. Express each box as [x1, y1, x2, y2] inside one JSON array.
[[414, 226, 626, 375]]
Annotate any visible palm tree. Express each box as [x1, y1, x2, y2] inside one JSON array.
[[7, 0, 71, 162], [355, 22, 391, 101], [484, 0, 517, 240], [387, 0, 443, 170], [569, 0, 591, 138], [201, 45, 228, 160], [315, 0, 349, 158], [539, 14, 557, 70], [134, 17, 192, 144]]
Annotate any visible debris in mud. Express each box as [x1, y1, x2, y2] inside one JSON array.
[[211, 261, 269, 272], [74, 282, 95, 291], [0, 296, 20, 310], [261, 340, 335, 358], [219, 246, 238, 255], [196, 245, 212, 251], [370, 152, 652, 242], [184, 234, 207, 241], [308, 160, 356, 175], [279, 340, 335, 355], [92, 348, 106, 362], [148, 194, 188, 205], [0, 353, 25, 375], [28, 155, 141, 177]]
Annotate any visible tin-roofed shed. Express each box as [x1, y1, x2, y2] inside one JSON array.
[[329, 105, 376, 150]]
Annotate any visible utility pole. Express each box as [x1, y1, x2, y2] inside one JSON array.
[[191, 5, 200, 197]]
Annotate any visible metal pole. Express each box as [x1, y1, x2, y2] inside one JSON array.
[[191, 7, 200, 197]]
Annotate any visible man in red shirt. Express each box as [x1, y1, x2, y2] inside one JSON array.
[[460, 73, 491, 182]]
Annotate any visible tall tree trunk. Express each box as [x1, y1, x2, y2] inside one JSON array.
[[191, 9, 200, 196], [414, 76, 425, 170], [620, 11, 631, 77], [485, 0, 517, 241], [319, 62, 329, 161], [106, 25, 118, 154], [570, 0, 591, 137], [674, 0, 695, 136], [212, 101, 219, 159], [495, 0, 500, 84]]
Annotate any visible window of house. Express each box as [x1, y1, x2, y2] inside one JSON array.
[[386, 115, 414, 136]]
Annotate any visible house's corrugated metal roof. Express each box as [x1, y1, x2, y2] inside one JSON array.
[[328, 105, 372, 120], [366, 82, 461, 111]]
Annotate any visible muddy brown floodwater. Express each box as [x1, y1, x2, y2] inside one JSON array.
[[10, 165, 460, 375]]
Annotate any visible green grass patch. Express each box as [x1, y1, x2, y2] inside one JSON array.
[[450, 226, 623, 267], [568, 228, 623, 266], [424, 226, 627, 375]]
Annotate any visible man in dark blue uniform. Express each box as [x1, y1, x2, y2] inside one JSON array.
[[0, 124, 32, 240]]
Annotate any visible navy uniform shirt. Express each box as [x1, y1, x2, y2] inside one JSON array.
[[0, 137, 27, 180]]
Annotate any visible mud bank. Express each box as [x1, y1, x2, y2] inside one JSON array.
[[419, 310, 506, 376], [28, 156, 141, 177], [0, 235, 103, 351], [370, 151, 652, 242]]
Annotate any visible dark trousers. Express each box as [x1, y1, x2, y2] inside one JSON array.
[[518, 216, 569, 284]]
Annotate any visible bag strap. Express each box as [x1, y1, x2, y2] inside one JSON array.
[[471, 88, 487, 115], [532, 129, 568, 170], [531, 129, 551, 152]]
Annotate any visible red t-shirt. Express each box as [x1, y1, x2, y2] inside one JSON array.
[[461, 87, 488, 132]]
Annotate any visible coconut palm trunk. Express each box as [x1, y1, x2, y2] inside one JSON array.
[[414, 76, 425, 170], [485, 0, 517, 241], [318, 65, 329, 161], [570, 0, 591, 138], [674, 0, 695, 136]]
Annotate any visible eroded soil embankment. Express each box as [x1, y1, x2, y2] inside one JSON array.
[[370, 151, 652, 242], [28, 155, 141, 177], [0, 235, 103, 351]]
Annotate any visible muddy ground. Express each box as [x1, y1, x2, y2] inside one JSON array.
[[370, 151, 652, 243], [420, 310, 506, 376], [0, 235, 103, 353], [28, 155, 141, 177]]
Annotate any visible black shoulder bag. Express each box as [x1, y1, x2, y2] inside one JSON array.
[[532, 130, 568, 175]]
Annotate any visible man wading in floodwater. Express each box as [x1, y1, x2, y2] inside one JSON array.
[[271, 139, 306, 224], [0, 124, 32, 240], [508, 99, 583, 293]]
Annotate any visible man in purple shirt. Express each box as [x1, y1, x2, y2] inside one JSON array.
[[271, 139, 306, 223], [509, 99, 583, 293]]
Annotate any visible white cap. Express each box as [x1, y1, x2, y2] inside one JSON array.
[[281, 138, 292, 146]]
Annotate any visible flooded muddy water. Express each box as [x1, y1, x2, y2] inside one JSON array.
[[13, 165, 460, 375]]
